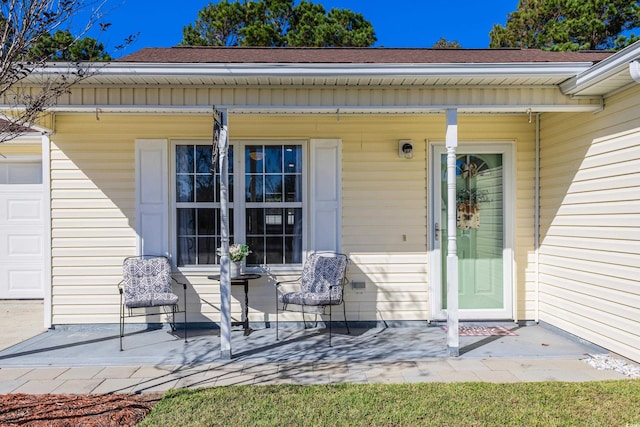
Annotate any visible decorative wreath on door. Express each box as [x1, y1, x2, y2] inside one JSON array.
[[455, 157, 490, 229]]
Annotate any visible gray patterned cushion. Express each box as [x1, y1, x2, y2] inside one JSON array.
[[279, 253, 347, 306], [123, 257, 179, 308]]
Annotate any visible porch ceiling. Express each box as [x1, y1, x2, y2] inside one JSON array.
[[76, 74, 572, 88]]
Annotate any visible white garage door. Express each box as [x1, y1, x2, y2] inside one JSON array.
[[0, 161, 45, 299]]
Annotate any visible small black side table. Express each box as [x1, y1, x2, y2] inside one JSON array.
[[207, 273, 261, 335]]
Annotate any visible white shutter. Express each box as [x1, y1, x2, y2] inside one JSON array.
[[309, 139, 342, 252], [135, 139, 169, 257]]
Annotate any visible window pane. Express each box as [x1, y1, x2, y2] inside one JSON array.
[[284, 145, 301, 173], [284, 175, 301, 202], [177, 208, 195, 235], [265, 175, 283, 202], [177, 237, 195, 266], [285, 236, 302, 264], [265, 146, 282, 173], [196, 175, 215, 202], [246, 146, 263, 173], [228, 208, 235, 236], [176, 175, 194, 202], [245, 175, 264, 202], [197, 208, 216, 235], [266, 237, 283, 264], [246, 208, 264, 235], [196, 145, 211, 173], [284, 208, 302, 234], [1, 162, 42, 184], [246, 236, 264, 265], [176, 145, 193, 173], [265, 208, 284, 235], [198, 237, 217, 264]]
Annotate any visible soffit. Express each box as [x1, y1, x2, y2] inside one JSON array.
[[566, 68, 636, 96], [81, 74, 574, 87], [560, 41, 640, 96], [74, 63, 591, 88]]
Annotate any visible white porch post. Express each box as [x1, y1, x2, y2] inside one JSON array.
[[218, 110, 232, 359], [41, 132, 52, 330], [445, 109, 459, 356]]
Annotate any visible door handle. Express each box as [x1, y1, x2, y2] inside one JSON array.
[[435, 222, 440, 241]]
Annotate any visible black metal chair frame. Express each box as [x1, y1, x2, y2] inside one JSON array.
[[275, 252, 350, 346], [117, 255, 188, 351]]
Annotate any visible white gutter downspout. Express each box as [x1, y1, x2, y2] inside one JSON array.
[[534, 113, 541, 324], [446, 109, 459, 356]]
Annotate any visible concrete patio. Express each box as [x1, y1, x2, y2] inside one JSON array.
[[0, 306, 633, 395]]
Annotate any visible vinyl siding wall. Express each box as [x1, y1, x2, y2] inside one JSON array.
[[0, 141, 41, 156], [539, 84, 640, 362], [50, 113, 536, 325]]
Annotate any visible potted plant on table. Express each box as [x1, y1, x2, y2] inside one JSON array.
[[226, 243, 251, 277]]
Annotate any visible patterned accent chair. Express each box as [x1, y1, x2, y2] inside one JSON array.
[[275, 252, 350, 346], [118, 255, 188, 351]]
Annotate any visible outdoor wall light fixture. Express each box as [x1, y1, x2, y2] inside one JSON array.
[[398, 140, 414, 159]]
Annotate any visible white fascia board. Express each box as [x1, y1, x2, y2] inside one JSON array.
[[39, 61, 594, 81], [560, 40, 640, 95], [42, 103, 601, 114]]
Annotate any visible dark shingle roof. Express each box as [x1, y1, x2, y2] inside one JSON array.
[[117, 47, 613, 64]]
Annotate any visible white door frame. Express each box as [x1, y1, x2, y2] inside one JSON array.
[[429, 142, 516, 321]]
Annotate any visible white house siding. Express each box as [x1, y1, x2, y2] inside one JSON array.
[[49, 113, 536, 326], [539, 84, 640, 362], [50, 115, 213, 324]]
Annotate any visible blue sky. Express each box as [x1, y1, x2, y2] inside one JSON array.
[[88, 0, 520, 57]]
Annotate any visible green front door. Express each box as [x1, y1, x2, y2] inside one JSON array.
[[433, 145, 512, 319]]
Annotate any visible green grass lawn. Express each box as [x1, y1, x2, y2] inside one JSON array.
[[139, 380, 640, 426]]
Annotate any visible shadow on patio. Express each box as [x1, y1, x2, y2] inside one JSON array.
[[0, 322, 608, 369]]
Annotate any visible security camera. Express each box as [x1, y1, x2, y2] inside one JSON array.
[[398, 140, 414, 159]]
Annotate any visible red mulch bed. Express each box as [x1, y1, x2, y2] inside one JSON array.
[[0, 393, 161, 426]]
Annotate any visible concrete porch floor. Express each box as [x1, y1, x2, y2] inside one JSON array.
[[0, 305, 633, 394]]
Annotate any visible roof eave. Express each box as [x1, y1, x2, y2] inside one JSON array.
[[560, 40, 640, 96], [37, 61, 596, 84]]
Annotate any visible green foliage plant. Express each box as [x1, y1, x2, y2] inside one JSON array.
[[181, 0, 376, 47], [30, 30, 111, 61], [489, 0, 640, 51]]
